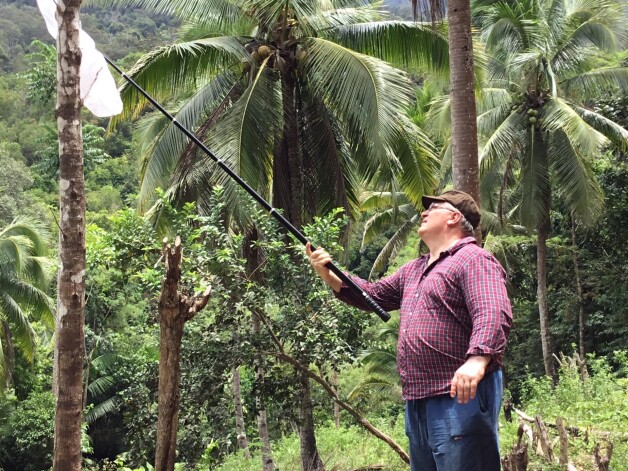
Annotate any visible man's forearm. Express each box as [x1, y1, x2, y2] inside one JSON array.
[[320, 270, 343, 292]]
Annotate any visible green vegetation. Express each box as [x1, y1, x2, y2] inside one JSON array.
[[0, 0, 626, 469]]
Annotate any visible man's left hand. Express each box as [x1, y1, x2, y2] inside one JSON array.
[[450, 355, 491, 404]]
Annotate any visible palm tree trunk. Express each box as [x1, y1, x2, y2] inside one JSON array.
[[536, 218, 556, 383], [53, 1, 86, 469], [233, 367, 252, 458], [447, 0, 480, 217], [298, 371, 325, 471], [570, 215, 587, 379], [273, 71, 302, 228]]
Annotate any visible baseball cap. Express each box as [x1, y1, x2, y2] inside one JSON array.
[[421, 190, 481, 229]]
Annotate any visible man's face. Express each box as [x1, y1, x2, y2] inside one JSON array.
[[418, 202, 460, 238]]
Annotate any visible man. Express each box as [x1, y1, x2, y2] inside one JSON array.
[[306, 190, 512, 471]]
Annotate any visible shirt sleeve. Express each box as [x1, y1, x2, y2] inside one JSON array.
[[333, 266, 405, 312], [461, 253, 513, 360]]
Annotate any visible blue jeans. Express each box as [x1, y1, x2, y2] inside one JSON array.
[[405, 369, 503, 471]]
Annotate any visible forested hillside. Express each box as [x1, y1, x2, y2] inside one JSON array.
[[0, 0, 626, 470]]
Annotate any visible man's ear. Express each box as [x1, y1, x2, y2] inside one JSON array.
[[447, 213, 461, 225]]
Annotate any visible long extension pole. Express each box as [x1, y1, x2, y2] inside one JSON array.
[[104, 56, 390, 322]]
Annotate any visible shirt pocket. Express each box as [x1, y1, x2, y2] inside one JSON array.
[[422, 272, 449, 309]]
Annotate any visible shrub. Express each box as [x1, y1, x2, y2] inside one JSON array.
[[0, 391, 55, 471]]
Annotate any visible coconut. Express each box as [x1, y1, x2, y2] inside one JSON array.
[[251, 51, 260, 63], [296, 49, 307, 63], [528, 117, 537, 124], [258, 45, 271, 58]]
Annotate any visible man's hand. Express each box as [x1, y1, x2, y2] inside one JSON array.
[[450, 355, 491, 404], [305, 242, 342, 292]]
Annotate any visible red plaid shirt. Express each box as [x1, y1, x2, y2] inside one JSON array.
[[336, 237, 512, 400]]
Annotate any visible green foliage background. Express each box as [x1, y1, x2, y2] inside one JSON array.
[[0, 0, 626, 470]]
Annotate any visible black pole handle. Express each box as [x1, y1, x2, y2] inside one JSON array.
[[103, 54, 390, 323]]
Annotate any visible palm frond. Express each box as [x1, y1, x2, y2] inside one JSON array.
[[87, 375, 117, 400], [357, 351, 398, 377], [0, 330, 6, 388], [327, 21, 449, 73], [361, 204, 416, 250], [478, 2, 533, 54], [178, 18, 257, 41], [360, 191, 409, 211], [206, 60, 279, 190], [0, 219, 50, 257], [91, 353, 124, 372], [369, 214, 420, 280], [300, 5, 383, 35], [477, 98, 515, 137], [303, 37, 416, 178], [178, 60, 280, 220], [86, 396, 123, 424], [112, 38, 248, 125], [0, 235, 31, 276], [0, 275, 54, 328], [299, 87, 359, 220], [480, 208, 508, 235], [476, 88, 512, 114], [84, 0, 242, 28], [389, 116, 439, 206], [425, 95, 451, 138], [549, 129, 604, 224], [560, 68, 628, 102], [479, 109, 528, 178], [0, 291, 36, 361], [552, 3, 623, 62], [543, 98, 609, 158], [571, 105, 628, 152], [137, 72, 240, 213], [347, 376, 401, 401]]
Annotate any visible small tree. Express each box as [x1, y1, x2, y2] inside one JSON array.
[[154, 236, 211, 471]]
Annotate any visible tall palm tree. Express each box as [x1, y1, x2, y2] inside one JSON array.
[[472, 0, 628, 379], [54, 1, 88, 467], [88, 0, 446, 467], [0, 219, 54, 388]]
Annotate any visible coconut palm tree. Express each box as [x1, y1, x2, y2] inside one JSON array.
[[88, 0, 446, 225], [0, 219, 54, 388], [469, 0, 628, 379]]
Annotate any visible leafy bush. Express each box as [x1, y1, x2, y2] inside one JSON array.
[[0, 391, 55, 471]]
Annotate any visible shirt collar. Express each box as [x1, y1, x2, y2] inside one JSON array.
[[420, 236, 477, 262], [446, 236, 477, 255]]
